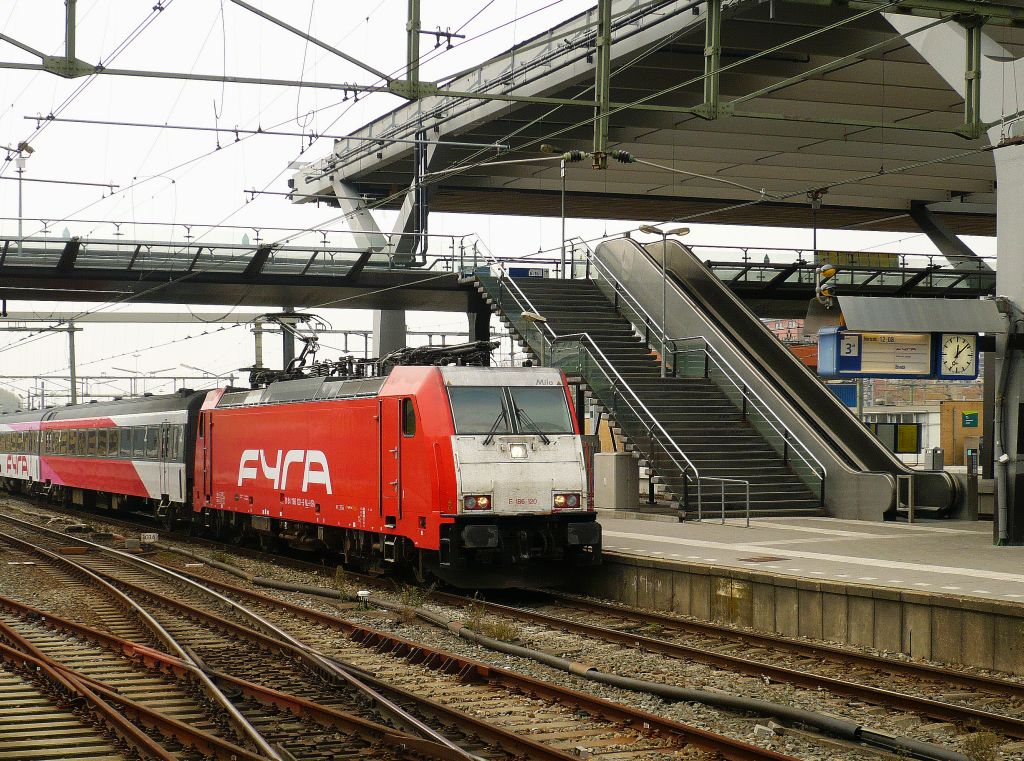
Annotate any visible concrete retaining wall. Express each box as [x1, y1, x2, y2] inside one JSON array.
[[579, 552, 1024, 676]]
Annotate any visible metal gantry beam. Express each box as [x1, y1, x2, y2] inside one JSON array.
[[227, 0, 392, 83], [592, 0, 613, 169], [963, 18, 984, 139], [698, 0, 722, 120]]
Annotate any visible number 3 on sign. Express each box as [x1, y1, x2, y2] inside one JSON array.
[[841, 335, 860, 357]]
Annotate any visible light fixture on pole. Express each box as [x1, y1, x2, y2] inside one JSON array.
[[521, 310, 548, 366], [9, 142, 33, 255], [638, 224, 690, 377], [541, 144, 588, 278]]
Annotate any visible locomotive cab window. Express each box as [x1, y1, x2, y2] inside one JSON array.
[[402, 398, 416, 437], [448, 386, 509, 435], [509, 387, 574, 433]]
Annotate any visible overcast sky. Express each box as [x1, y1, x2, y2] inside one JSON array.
[[0, 1, 996, 406]]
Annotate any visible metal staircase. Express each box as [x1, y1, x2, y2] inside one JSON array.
[[473, 273, 825, 518]]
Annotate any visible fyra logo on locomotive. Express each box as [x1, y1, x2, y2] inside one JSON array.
[[237, 449, 332, 494]]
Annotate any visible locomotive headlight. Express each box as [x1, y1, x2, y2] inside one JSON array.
[[509, 443, 528, 460], [463, 495, 492, 511], [553, 493, 580, 510]]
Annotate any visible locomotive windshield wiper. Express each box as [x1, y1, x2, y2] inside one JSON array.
[[482, 410, 507, 446], [514, 406, 551, 445]]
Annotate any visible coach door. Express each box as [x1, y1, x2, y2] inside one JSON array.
[[379, 398, 402, 526], [200, 411, 213, 506], [157, 422, 172, 501]]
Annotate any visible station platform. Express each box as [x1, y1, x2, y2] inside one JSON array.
[[580, 513, 1024, 675], [600, 514, 1020, 602]]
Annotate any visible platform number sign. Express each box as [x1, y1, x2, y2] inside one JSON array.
[[840, 334, 860, 358]]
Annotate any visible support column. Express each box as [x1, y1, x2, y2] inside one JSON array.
[[281, 310, 296, 369], [67, 321, 77, 405], [252, 319, 265, 369], [468, 293, 491, 366], [700, 0, 722, 119], [993, 143, 1024, 543], [374, 310, 407, 358], [591, 0, 612, 169]]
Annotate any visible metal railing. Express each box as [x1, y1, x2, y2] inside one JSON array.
[[668, 336, 826, 503], [474, 257, 751, 521]]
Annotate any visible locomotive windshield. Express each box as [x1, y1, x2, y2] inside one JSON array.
[[448, 386, 573, 435], [508, 387, 573, 433]]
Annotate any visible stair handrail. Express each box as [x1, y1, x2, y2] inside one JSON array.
[[550, 331, 701, 485], [550, 332, 751, 519], [587, 245, 825, 501], [667, 335, 827, 487]]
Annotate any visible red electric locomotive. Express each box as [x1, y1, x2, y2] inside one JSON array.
[[0, 364, 601, 588]]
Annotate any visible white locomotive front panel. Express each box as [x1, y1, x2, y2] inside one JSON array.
[[442, 367, 589, 516]]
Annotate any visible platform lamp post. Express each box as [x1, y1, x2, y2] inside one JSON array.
[[7, 142, 34, 257], [638, 225, 690, 377]]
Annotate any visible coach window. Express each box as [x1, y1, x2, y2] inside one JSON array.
[[58, 430, 68, 455], [66, 430, 76, 455], [118, 428, 131, 458], [132, 427, 146, 458], [97, 430, 109, 457], [402, 398, 416, 437], [145, 426, 159, 459], [86, 430, 97, 456]]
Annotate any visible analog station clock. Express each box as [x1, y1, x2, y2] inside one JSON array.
[[939, 333, 977, 377]]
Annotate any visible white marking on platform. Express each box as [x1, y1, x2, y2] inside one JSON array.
[[914, 582, 932, 587], [742, 521, 886, 538], [972, 590, 991, 594], [787, 568, 802, 572], [763, 517, 988, 535], [743, 535, 908, 546], [888, 580, 904, 584], [858, 577, 878, 581], [603, 530, 1024, 585], [811, 571, 826, 575], [941, 586, 961, 590], [835, 574, 850, 578]]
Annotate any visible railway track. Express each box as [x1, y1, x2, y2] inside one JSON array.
[[0, 529, 469, 761], [0, 509, 798, 761]]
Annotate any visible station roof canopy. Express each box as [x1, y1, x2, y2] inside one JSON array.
[[293, 0, 1023, 236]]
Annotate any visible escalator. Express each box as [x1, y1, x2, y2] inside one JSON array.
[[595, 236, 958, 518]]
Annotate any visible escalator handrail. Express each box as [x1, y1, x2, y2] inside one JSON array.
[[587, 241, 825, 486]]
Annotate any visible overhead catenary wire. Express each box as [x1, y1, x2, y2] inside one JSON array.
[[0, 0, 978, 363], [0, 1, 175, 180]]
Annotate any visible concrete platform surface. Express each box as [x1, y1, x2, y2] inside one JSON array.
[[599, 515, 1024, 604]]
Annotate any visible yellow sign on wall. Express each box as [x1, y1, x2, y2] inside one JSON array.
[[815, 250, 900, 269]]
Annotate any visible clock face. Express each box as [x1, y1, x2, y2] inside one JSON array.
[[940, 334, 976, 376]]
